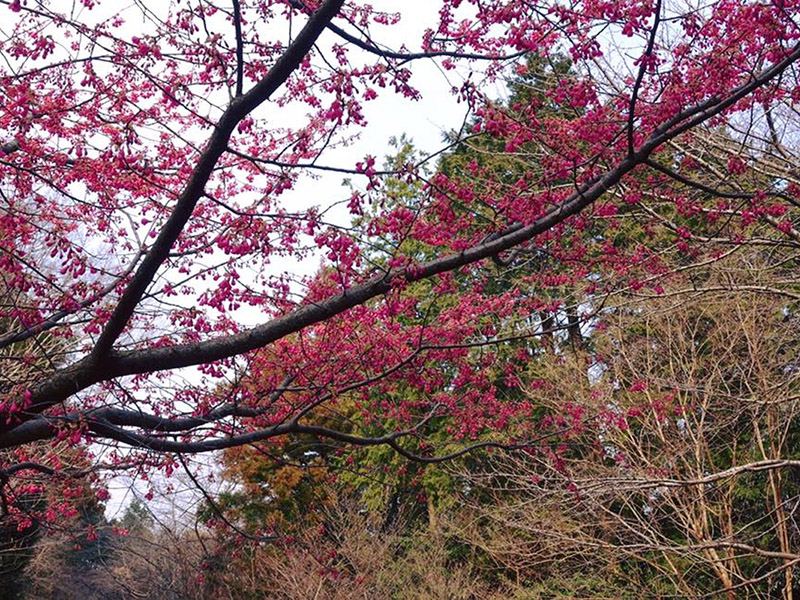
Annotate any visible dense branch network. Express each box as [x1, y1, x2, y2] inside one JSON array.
[[0, 0, 798, 517]]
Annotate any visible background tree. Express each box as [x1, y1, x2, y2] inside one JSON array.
[[449, 249, 800, 599]]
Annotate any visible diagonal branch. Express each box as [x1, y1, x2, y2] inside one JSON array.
[[288, 0, 528, 64], [654, 42, 800, 141], [89, 0, 345, 359]]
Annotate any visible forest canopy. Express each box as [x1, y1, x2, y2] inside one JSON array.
[[1, 0, 800, 597]]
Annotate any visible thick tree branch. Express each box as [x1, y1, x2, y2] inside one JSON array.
[[657, 42, 800, 140], [0, 139, 19, 156], [89, 0, 345, 359], [231, 0, 244, 97], [628, 0, 662, 155]]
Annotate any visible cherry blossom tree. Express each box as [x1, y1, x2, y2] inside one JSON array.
[[0, 0, 799, 525]]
